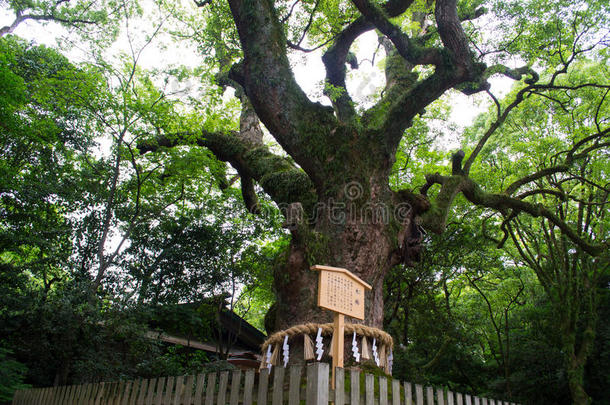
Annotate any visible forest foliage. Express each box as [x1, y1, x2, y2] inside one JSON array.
[[0, 0, 608, 404]]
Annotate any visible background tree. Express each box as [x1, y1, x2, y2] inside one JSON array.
[[461, 58, 609, 402], [0, 27, 278, 389]]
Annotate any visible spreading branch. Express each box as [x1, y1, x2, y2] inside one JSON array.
[[354, 0, 484, 151], [226, 0, 337, 189], [0, 12, 99, 36], [420, 173, 606, 257], [322, 0, 414, 122], [138, 131, 318, 217], [504, 127, 609, 195], [351, 0, 442, 66]]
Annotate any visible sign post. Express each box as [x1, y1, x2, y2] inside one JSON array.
[[311, 265, 372, 389]]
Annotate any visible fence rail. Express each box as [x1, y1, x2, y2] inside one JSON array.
[[12, 363, 517, 405]]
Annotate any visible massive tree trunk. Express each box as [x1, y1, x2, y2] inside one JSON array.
[[216, 0, 478, 330], [272, 172, 418, 329]]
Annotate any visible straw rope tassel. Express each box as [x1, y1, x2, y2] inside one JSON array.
[[361, 336, 371, 360], [260, 344, 272, 370], [262, 322, 393, 349], [303, 334, 315, 360], [270, 344, 280, 365], [259, 322, 394, 366], [379, 344, 387, 371], [329, 330, 336, 357]]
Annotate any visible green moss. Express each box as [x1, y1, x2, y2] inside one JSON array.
[[304, 231, 331, 265], [421, 175, 465, 233], [243, 146, 318, 213]]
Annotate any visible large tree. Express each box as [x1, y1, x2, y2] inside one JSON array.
[[140, 0, 608, 333]]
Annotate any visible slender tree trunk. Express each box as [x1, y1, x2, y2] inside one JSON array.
[[566, 351, 590, 405], [557, 294, 596, 405]]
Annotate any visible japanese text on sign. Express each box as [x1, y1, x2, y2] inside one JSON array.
[[312, 265, 371, 320]]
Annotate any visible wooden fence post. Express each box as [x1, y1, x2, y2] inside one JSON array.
[[194, 374, 205, 405], [272, 367, 285, 405], [426, 386, 434, 405], [122, 381, 133, 405], [230, 371, 243, 405], [256, 369, 268, 405], [155, 377, 165, 405], [243, 370, 255, 405], [392, 380, 400, 405], [415, 384, 424, 405], [164, 377, 175, 405], [379, 376, 388, 405], [364, 373, 374, 405], [183, 375, 194, 405], [85, 383, 94, 404], [350, 369, 360, 405], [404, 382, 413, 405], [173, 376, 184, 405], [217, 371, 229, 405], [436, 388, 445, 405], [204, 373, 216, 405], [137, 379, 148, 405], [306, 362, 329, 405], [289, 365, 303, 405], [144, 378, 156, 405], [334, 368, 345, 405]]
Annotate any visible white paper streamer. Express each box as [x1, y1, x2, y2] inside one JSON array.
[[352, 332, 360, 362], [372, 338, 380, 367], [315, 327, 324, 361], [387, 349, 393, 373], [266, 344, 273, 371], [282, 335, 290, 367]]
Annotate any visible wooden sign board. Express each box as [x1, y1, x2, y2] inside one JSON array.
[[311, 265, 372, 320]]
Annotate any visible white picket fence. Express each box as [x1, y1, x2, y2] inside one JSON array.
[[12, 362, 518, 405]]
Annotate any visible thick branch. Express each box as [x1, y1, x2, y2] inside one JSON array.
[[0, 13, 28, 36], [458, 64, 539, 96], [0, 12, 98, 36], [322, 0, 414, 122], [434, 0, 473, 72], [360, 0, 482, 149], [351, 0, 442, 66], [138, 131, 318, 216], [227, 0, 336, 188], [379, 66, 465, 149], [420, 174, 606, 257], [240, 174, 260, 214], [322, 17, 370, 122]]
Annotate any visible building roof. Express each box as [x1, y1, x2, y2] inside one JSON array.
[[145, 297, 266, 356]]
